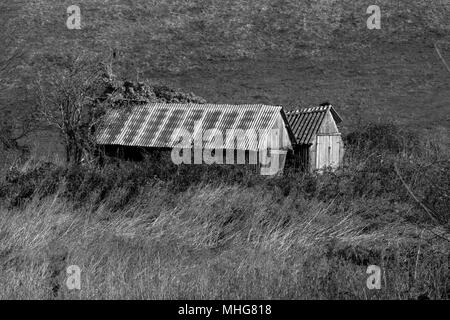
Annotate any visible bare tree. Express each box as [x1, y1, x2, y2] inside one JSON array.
[[36, 54, 107, 164]]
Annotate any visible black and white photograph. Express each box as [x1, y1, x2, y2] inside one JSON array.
[[0, 0, 449, 305]]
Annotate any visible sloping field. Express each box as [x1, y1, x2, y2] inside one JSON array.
[[0, 1, 449, 300], [2, 0, 450, 155]]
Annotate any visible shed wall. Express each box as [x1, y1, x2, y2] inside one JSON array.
[[318, 110, 339, 134], [308, 110, 343, 171]]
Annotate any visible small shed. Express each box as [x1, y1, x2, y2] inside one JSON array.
[[96, 103, 294, 175], [285, 104, 344, 172]]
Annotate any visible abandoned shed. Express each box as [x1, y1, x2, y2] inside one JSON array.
[[285, 104, 344, 172], [96, 103, 294, 175]]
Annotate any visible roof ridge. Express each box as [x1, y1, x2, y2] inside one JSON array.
[[285, 105, 331, 114], [139, 102, 282, 108]]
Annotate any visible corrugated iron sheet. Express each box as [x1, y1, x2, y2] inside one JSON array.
[[97, 103, 288, 151], [285, 105, 341, 145]]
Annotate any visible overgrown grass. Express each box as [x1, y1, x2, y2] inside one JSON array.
[[0, 184, 448, 299], [0, 122, 449, 299]]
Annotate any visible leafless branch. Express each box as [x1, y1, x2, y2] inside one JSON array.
[[394, 163, 446, 227], [434, 41, 450, 74], [35, 53, 107, 164]]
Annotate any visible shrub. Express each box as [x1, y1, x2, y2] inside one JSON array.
[[0, 162, 61, 207], [345, 121, 421, 157]]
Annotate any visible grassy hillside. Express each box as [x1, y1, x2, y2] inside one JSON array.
[[2, 0, 450, 155], [0, 1, 449, 299], [11, 0, 450, 69]]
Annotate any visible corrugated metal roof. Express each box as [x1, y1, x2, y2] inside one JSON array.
[[97, 103, 289, 151], [285, 105, 342, 145]]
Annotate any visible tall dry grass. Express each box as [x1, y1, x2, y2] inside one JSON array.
[[0, 182, 448, 299], [0, 121, 448, 299]]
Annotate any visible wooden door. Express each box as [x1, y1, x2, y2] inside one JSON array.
[[316, 134, 341, 170]]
